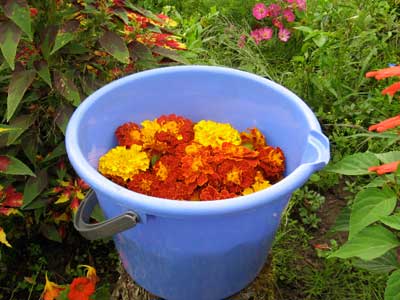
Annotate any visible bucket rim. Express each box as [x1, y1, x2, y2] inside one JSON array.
[[66, 65, 327, 217]]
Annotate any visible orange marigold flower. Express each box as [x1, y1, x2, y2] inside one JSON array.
[[368, 115, 400, 132], [181, 145, 215, 186], [382, 81, 400, 96], [152, 181, 196, 200], [368, 160, 400, 175], [67, 277, 96, 300], [240, 128, 267, 150], [115, 122, 143, 147], [42, 273, 65, 300], [366, 66, 400, 80], [127, 172, 159, 195], [199, 186, 236, 201], [217, 160, 256, 193], [258, 146, 285, 182]]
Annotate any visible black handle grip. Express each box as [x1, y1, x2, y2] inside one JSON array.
[[74, 190, 139, 240]]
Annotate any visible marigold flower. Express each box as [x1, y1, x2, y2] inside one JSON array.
[[240, 128, 267, 150], [368, 115, 400, 132], [194, 120, 241, 148], [98, 145, 150, 181], [42, 273, 65, 300], [368, 161, 400, 175], [218, 160, 256, 193], [252, 3, 268, 20], [258, 146, 285, 182], [242, 171, 271, 195], [115, 122, 143, 147], [381, 82, 400, 96], [128, 172, 159, 195], [199, 186, 236, 201], [67, 277, 96, 300], [365, 65, 400, 80], [278, 28, 291, 42]]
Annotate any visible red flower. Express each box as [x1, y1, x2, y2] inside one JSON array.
[[368, 115, 400, 132], [258, 146, 285, 182], [115, 122, 143, 147], [366, 66, 400, 80], [67, 277, 96, 300], [30, 7, 38, 17], [382, 81, 400, 96], [368, 161, 400, 175]]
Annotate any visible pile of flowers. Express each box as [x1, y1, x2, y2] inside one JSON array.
[[241, 0, 306, 46], [98, 115, 285, 201]]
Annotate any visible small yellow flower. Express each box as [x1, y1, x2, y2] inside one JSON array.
[[98, 145, 150, 181], [141, 119, 161, 148], [194, 120, 241, 148]]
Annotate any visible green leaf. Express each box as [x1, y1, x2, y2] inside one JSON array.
[[91, 204, 105, 223], [353, 249, 400, 274], [40, 25, 57, 61], [0, 155, 34, 176], [0, 124, 20, 136], [312, 34, 328, 48], [152, 46, 189, 64], [6, 69, 36, 121], [21, 129, 38, 165], [50, 21, 79, 55], [380, 214, 400, 230], [42, 141, 66, 162], [349, 187, 397, 238], [40, 224, 62, 243], [331, 206, 351, 232], [329, 225, 400, 261], [53, 71, 81, 106], [376, 151, 400, 164], [366, 174, 395, 188], [0, 21, 22, 70], [22, 169, 48, 208], [385, 269, 400, 300], [294, 26, 314, 33], [99, 30, 129, 64], [326, 152, 379, 175], [3, 0, 32, 40], [34, 60, 52, 87], [7, 114, 35, 145]]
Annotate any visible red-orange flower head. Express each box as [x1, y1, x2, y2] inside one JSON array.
[[258, 146, 285, 182], [115, 122, 143, 147], [67, 277, 96, 300]]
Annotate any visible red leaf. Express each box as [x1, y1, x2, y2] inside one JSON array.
[[3, 186, 23, 207], [0, 156, 10, 171]]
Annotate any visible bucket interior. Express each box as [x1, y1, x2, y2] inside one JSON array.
[[75, 67, 317, 181]]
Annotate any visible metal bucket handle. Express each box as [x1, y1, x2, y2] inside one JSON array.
[[74, 190, 138, 240]]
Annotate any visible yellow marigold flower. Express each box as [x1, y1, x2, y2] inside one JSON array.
[[194, 120, 241, 148], [141, 119, 161, 148], [98, 145, 150, 181], [155, 161, 168, 180], [242, 171, 271, 195]]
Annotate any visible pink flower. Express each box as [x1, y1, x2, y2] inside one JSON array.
[[272, 18, 284, 29], [266, 3, 281, 17], [296, 0, 306, 11], [238, 34, 247, 48], [283, 9, 296, 22], [278, 28, 291, 42], [252, 3, 268, 20], [259, 27, 273, 40], [286, 0, 295, 3], [250, 29, 262, 44]]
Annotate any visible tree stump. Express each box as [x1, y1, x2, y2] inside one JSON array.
[[111, 256, 276, 300]]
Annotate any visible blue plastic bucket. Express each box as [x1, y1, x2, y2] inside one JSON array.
[[66, 66, 329, 300]]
